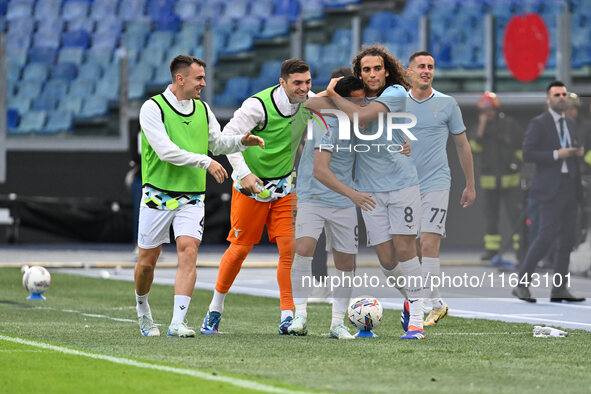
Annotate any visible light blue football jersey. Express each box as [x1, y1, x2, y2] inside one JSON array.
[[296, 116, 355, 208], [407, 89, 465, 193], [354, 84, 419, 193]]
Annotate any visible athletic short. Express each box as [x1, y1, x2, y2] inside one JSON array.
[[361, 184, 421, 246], [418, 189, 449, 237], [138, 204, 204, 249], [295, 202, 358, 254], [226, 188, 293, 245]]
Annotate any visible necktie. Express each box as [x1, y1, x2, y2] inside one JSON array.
[[559, 118, 566, 146]]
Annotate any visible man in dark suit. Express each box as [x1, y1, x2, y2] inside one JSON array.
[[512, 81, 586, 303]]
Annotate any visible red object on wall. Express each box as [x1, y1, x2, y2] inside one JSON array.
[[503, 13, 550, 82]]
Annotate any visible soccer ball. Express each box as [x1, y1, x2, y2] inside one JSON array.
[[22, 266, 51, 295], [347, 296, 383, 331]]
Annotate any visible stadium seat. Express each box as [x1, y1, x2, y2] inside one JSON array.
[[77, 62, 103, 80], [52, 62, 79, 81], [129, 78, 147, 101], [34, 0, 62, 21], [58, 96, 85, 113], [62, 1, 90, 22], [274, 0, 299, 23], [79, 97, 110, 118], [146, 31, 175, 50], [41, 111, 74, 134], [90, 0, 120, 21], [5, 1, 34, 21], [224, 0, 249, 18], [118, 0, 149, 21], [62, 30, 92, 49], [6, 64, 21, 84], [300, 0, 324, 21], [21, 63, 50, 82], [250, 0, 273, 18], [155, 13, 181, 32], [66, 17, 96, 33], [136, 47, 166, 68], [257, 16, 290, 39], [58, 48, 85, 65], [94, 76, 120, 102], [221, 32, 254, 55], [43, 79, 70, 98], [91, 31, 120, 52], [68, 78, 96, 98], [32, 96, 60, 111], [238, 16, 263, 35], [7, 109, 20, 131], [17, 111, 48, 134], [151, 66, 173, 88], [174, 0, 201, 21], [199, 1, 225, 22], [28, 47, 59, 64], [9, 95, 33, 115], [33, 31, 62, 50]]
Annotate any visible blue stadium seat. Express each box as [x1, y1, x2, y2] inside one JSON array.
[[332, 29, 352, 46], [223, 76, 251, 99], [150, 66, 172, 88], [21, 63, 50, 82], [221, 32, 254, 55], [94, 16, 124, 36], [250, 0, 273, 18], [32, 96, 60, 111], [94, 76, 120, 102], [128, 78, 147, 100], [41, 110, 74, 134], [77, 62, 104, 80], [79, 97, 110, 118], [58, 48, 85, 65], [66, 17, 96, 33], [368, 11, 394, 31], [136, 47, 166, 68], [300, 0, 324, 21], [257, 16, 290, 39], [34, 0, 62, 21], [91, 31, 120, 52], [62, 30, 92, 49], [6, 1, 34, 21], [155, 13, 181, 32], [7, 109, 20, 131], [147, 31, 175, 50], [52, 62, 79, 81], [58, 96, 84, 113], [6, 48, 27, 67], [90, 0, 120, 21], [224, 0, 249, 18], [133, 63, 155, 83], [165, 45, 194, 61], [118, 0, 148, 21], [238, 16, 263, 35], [274, 0, 299, 23], [363, 27, 383, 44], [43, 79, 70, 98], [174, 0, 201, 21], [62, 0, 90, 22], [199, 1, 225, 22], [68, 78, 96, 97], [6, 63, 21, 84], [17, 111, 48, 134], [10, 95, 33, 114], [28, 47, 59, 64], [33, 30, 62, 49]]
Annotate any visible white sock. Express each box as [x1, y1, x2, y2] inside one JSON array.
[[281, 309, 293, 321], [399, 256, 424, 329], [422, 256, 444, 308], [135, 291, 151, 317], [380, 264, 408, 298], [171, 295, 191, 324], [331, 269, 353, 327], [209, 290, 226, 313], [292, 254, 313, 308]]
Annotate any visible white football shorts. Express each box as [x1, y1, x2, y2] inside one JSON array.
[[295, 202, 358, 254], [137, 204, 205, 249], [418, 189, 449, 237], [361, 184, 421, 246]]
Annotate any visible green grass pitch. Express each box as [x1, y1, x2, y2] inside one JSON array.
[[1, 268, 590, 393]]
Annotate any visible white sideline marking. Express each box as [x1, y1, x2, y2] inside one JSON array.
[[31, 306, 137, 324], [0, 335, 303, 394], [451, 309, 591, 328], [428, 332, 532, 336]]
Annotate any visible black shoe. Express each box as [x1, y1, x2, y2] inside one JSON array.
[[480, 250, 497, 261], [550, 288, 586, 303], [512, 286, 537, 303]]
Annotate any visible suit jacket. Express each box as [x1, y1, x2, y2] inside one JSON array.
[[522, 111, 582, 202]]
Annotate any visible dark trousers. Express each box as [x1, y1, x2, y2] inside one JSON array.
[[519, 175, 578, 287]]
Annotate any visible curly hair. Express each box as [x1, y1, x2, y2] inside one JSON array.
[[352, 44, 410, 91]]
